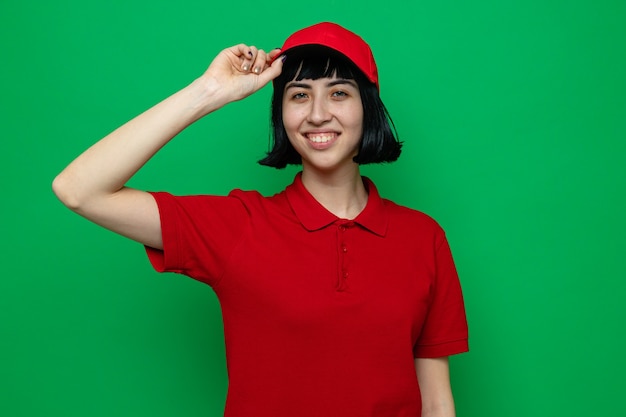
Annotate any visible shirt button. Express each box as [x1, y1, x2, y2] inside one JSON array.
[[339, 225, 346, 231], [342, 245, 348, 253], [343, 271, 349, 279]]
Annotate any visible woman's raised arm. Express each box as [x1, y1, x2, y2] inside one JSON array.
[[52, 45, 283, 249]]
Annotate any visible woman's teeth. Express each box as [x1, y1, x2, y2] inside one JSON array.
[[307, 133, 335, 143]]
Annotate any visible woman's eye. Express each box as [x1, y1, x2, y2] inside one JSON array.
[[293, 92, 307, 99], [332, 91, 348, 98]]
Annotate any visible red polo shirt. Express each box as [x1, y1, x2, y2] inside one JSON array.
[[146, 173, 468, 417]]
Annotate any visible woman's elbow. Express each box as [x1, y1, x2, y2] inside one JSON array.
[[52, 171, 83, 211]]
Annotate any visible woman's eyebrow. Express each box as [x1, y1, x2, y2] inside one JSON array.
[[326, 79, 358, 88], [285, 81, 311, 90]]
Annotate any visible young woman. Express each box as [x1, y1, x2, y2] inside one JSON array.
[[53, 22, 468, 417]]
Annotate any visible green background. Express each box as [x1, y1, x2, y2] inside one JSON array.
[[2, 0, 625, 415]]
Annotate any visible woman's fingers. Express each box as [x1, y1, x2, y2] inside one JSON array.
[[204, 44, 283, 102], [232, 45, 282, 75], [240, 45, 257, 72], [250, 49, 267, 74], [241, 47, 274, 75], [255, 48, 283, 82], [267, 48, 283, 62]]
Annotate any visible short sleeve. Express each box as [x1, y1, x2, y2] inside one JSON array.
[[413, 232, 469, 357], [145, 191, 250, 287]]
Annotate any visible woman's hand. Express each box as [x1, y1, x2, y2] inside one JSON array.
[[198, 44, 283, 107]]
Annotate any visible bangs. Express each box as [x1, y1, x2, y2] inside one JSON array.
[[280, 45, 359, 83]]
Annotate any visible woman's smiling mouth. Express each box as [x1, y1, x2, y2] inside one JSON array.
[[305, 132, 338, 144]]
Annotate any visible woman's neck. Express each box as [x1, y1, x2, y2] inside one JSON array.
[[300, 165, 368, 220]]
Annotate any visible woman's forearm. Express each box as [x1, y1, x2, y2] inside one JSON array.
[[415, 357, 456, 417]]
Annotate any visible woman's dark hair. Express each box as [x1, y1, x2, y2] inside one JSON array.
[[258, 45, 402, 168]]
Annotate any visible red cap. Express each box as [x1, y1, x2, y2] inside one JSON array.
[[278, 22, 379, 89]]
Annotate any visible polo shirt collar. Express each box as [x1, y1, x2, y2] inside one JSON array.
[[285, 172, 388, 236]]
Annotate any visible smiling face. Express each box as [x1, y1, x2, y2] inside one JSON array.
[[260, 45, 399, 170], [282, 76, 364, 173]]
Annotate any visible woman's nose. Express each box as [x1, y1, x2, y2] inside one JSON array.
[[307, 97, 332, 124]]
